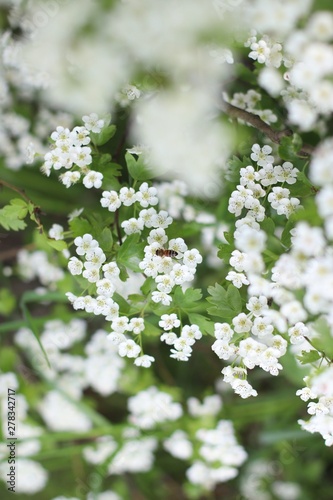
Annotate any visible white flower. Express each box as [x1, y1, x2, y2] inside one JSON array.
[[82, 113, 104, 133], [128, 317, 145, 334], [160, 331, 177, 345], [118, 339, 141, 358], [226, 271, 249, 288], [60, 171, 81, 187], [181, 324, 202, 343], [159, 313, 180, 331], [214, 323, 234, 341], [151, 210, 173, 228], [136, 182, 158, 207], [102, 262, 120, 279], [246, 296, 268, 316], [296, 387, 317, 402], [164, 430, 193, 460], [100, 190, 121, 212], [139, 208, 157, 228], [48, 223, 64, 240], [111, 316, 130, 333], [232, 313, 252, 333], [121, 217, 144, 235], [68, 257, 83, 275], [249, 39, 271, 64], [155, 274, 175, 293], [288, 322, 309, 344], [168, 238, 188, 254], [251, 316, 274, 337], [183, 248, 202, 268], [147, 228, 168, 246], [211, 339, 235, 360], [83, 170, 103, 189], [235, 225, 266, 254], [119, 186, 137, 206], [85, 247, 106, 267], [250, 144, 274, 166], [74, 146, 92, 168], [170, 346, 192, 361], [74, 234, 99, 256], [96, 279, 115, 297], [134, 355, 155, 367]]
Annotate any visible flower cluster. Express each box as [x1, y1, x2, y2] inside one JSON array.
[[140, 232, 202, 305], [229, 89, 277, 125], [127, 386, 183, 429], [185, 420, 247, 490], [42, 113, 104, 188], [212, 306, 287, 399], [160, 314, 202, 361], [228, 143, 300, 224]]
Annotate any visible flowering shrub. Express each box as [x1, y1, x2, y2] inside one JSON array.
[[1, 0, 333, 499]]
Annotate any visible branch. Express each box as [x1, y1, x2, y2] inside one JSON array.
[[221, 101, 314, 157]]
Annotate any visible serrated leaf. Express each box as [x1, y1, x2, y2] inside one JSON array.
[[278, 134, 303, 161], [187, 313, 214, 336], [117, 233, 145, 272], [173, 287, 202, 312], [226, 284, 242, 313], [217, 243, 233, 262], [296, 350, 321, 365], [46, 238, 68, 251], [207, 283, 240, 319], [223, 232, 234, 245], [0, 199, 28, 231], [125, 152, 155, 181]]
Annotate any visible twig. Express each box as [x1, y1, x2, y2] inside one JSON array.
[[221, 101, 315, 157], [114, 208, 122, 246]]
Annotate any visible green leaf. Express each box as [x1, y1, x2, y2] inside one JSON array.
[[0, 198, 28, 231], [141, 277, 155, 296], [112, 292, 131, 315], [278, 134, 303, 161], [99, 227, 113, 253], [0, 288, 16, 316], [117, 233, 145, 272], [46, 238, 68, 251], [217, 243, 233, 262], [144, 320, 161, 337], [207, 283, 241, 319], [296, 350, 321, 365], [125, 152, 155, 181], [260, 217, 275, 235], [223, 232, 234, 245], [69, 217, 93, 237], [226, 284, 242, 313], [187, 313, 214, 336], [91, 125, 116, 146], [173, 287, 202, 312]]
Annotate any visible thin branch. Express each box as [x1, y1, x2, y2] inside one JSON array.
[[221, 101, 315, 157], [114, 208, 122, 246]]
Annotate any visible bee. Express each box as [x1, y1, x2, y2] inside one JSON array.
[[155, 249, 178, 258]]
